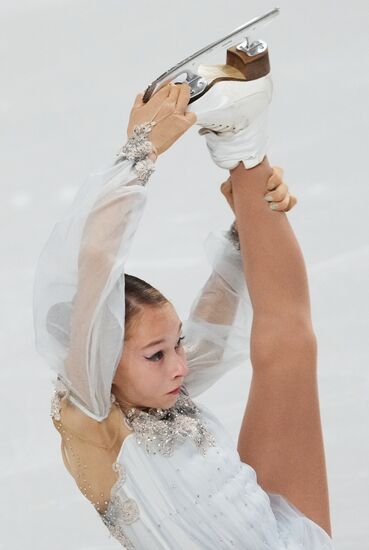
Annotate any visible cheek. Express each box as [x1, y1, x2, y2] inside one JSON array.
[[115, 352, 142, 389], [140, 363, 164, 385], [117, 350, 168, 395], [131, 360, 164, 392]]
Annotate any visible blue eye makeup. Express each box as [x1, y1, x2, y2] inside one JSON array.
[[145, 335, 185, 362]]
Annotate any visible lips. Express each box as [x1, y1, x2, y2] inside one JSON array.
[[167, 386, 181, 394]]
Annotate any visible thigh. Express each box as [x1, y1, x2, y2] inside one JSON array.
[[236, 360, 332, 538]]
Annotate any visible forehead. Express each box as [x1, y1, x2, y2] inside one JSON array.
[[130, 303, 180, 341]]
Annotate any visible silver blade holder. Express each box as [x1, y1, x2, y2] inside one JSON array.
[[143, 7, 280, 103]]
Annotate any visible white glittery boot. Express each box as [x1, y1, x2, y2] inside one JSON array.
[[188, 73, 273, 170]]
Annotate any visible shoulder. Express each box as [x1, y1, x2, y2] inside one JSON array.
[[51, 395, 133, 450]]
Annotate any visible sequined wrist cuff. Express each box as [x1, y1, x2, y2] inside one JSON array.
[[225, 220, 240, 251], [114, 121, 157, 186]]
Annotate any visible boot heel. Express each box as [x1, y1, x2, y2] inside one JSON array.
[[226, 46, 270, 81], [192, 46, 270, 103]]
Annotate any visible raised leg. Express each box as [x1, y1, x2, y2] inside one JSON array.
[[230, 157, 332, 537]]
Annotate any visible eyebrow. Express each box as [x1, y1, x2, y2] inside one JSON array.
[[142, 321, 182, 349]]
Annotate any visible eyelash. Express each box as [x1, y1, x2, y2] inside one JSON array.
[[145, 335, 185, 362]]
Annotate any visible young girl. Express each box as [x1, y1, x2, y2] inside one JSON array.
[[33, 76, 334, 548]]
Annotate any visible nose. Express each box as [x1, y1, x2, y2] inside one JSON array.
[[171, 353, 189, 381]]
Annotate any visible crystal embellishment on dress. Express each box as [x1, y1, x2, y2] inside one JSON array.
[[50, 377, 70, 420], [99, 461, 139, 550], [120, 386, 217, 457], [114, 121, 157, 185]]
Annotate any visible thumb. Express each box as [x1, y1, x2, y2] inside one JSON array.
[[220, 178, 231, 195], [184, 110, 197, 126], [286, 194, 298, 211], [273, 165, 284, 178], [220, 178, 235, 213], [133, 92, 144, 108]]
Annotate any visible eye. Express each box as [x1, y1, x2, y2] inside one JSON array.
[[176, 335, 185, 349], [145, 335, 185, 362], [146, 350, 163, 362]]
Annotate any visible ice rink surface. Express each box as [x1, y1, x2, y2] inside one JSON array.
[[1, 1, 368, 548]]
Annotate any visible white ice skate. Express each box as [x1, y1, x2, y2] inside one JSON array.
[[143, 7, 279, 169]]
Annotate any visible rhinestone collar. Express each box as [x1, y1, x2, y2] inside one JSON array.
[[113, 387, 216, 457]]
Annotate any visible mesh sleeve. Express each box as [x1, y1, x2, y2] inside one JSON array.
[[33, 157, 150, 421], [182, 228, 253, 398]]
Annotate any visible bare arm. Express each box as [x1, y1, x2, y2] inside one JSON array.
[[182, 168, 296, 398]]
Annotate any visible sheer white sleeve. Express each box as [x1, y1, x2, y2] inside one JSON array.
[[33, 143, 155, 421], [182, 228, 253, 398]]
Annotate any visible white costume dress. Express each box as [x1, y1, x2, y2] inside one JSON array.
[[33, 133, 334, 549]]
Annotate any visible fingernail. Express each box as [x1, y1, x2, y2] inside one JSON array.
[[270, 203, 277, 210], [264, 195, 273, 202]]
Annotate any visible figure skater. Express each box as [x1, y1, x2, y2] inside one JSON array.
[[33, 54, 334, 549]]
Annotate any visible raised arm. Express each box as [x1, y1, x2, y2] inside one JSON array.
[[33, 82, 196, 421], [182, 225, 252, 397], [34, 153, 154, 420]]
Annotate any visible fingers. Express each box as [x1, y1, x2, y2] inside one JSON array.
[[285, 194, 298, 211], [155, 79, 172, 92], [152, 83, 180, 120], [130, 81, 195, 154], [132, 92, 144, 108], [220, 167, 296, 216], [175, 82, 192, 113], [220, 177, 235, 214], [135, 81, 172, 108], [220, 177, 232, 199], [167, 82, 181, 104], [264, 166, 298, 212], [185, 110, 197, 125], [157, 81, 193, 120], [264, 182, 288, 202], [267, 191, 298, 211], [266, 166, 284, 191], [270, 193, 291, 211], [176, 82, 197, 125], [146, 81, 173, 108]]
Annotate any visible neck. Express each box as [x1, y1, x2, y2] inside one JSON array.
[[111, 385, 143, 417]]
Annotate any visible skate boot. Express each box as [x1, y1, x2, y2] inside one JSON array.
[[142, 8, 279, 170]]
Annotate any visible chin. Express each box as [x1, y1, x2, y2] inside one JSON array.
[[161, 391, 177, 401], [167, 391, 180, 401]]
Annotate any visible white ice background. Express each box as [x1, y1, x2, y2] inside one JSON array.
[[0, 1, 368, 548]]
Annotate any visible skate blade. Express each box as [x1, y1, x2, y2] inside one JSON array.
[[143, 7, 280, 104]]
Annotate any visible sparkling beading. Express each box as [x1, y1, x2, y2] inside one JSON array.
[[119, 385, 217, 457], [114, 121, 157, 185], [50, 377, 69, 420]]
